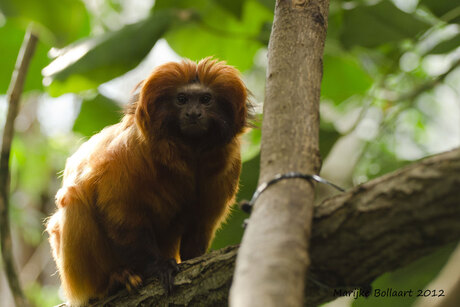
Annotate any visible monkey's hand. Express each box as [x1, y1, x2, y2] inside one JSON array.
[[109, 269, 143, 293], [146, 258, 179, 294]]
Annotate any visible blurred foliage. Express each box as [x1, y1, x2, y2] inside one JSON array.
[[353, 243, 456, 307], [322, 54, 373, 104], [0, 0, 90, 46], [340, 1, 431, 49], [429, 32, 460, 54], [157, 0, 272, 71], [44, 10, 175, 96], [25, 282, 61, 307], [1, 0, 460, 306], [420, 0, 460, 23], [211, 154, 260, 250], [0, 20, 51, 92], [73, 94, 122, 136]]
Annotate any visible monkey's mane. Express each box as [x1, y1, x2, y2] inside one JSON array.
[[134, 57, 249, 138]]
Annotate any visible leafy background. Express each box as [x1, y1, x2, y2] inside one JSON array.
[[0, 0, 459, 306]]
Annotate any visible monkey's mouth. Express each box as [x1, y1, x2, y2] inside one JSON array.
[[180, 121, 208, 137]]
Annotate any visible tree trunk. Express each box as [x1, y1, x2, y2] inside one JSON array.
[[230, 0, 329, 306]]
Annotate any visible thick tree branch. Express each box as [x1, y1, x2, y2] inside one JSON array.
[[0, 27, 38, 307], [307, 146, 460, 304], [77, 148, 460, 307], [230, 0, 329, 306]]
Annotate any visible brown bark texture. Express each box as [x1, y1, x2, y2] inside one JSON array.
[[58, 147, 460, 307], [230, 0, 329, 306]]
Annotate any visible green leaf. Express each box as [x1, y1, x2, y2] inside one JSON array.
[[340, 1, 431, 49], [73, 94, 122, 137], [322, 54, 373, 104], [420, 0, 460, 23], [43, 11, 175, 96], [0, 20, 51, 93], [212, 0, 245, 19], [163, 0, 272, 71], [0, 0, 90, 46], [428, 32, 460, 54]]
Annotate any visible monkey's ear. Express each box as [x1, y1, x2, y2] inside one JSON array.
[[135, 96, 150, 138]]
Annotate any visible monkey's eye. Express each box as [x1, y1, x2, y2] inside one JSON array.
[[200, 94, 212, 105], [177, 94, 187, 105]]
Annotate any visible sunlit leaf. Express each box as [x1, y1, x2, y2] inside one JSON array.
[[0, 20, 51, 93], [43, 10, 175, 96], [0, 0, 90, 46]]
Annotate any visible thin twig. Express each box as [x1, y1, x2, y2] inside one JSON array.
[[396, 57, 460, 103], [0, 27, 38, 307], [378, 57, 460, 137], [352, 57, 460, 181]]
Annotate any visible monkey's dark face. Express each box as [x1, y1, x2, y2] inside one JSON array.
[[155, 82, 235, 149], [175, 83, 214, 138]]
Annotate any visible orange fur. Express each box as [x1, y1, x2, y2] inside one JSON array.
[[46, 58, 249, 305]]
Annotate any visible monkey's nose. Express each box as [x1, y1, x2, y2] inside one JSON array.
[[186, 112, 202, 120]]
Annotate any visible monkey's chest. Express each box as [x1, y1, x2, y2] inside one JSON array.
[[138, 171, 197, 213]]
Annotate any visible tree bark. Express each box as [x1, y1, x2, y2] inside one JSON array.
[[67, 148, 460, 307], [230, 0, 329, 306]]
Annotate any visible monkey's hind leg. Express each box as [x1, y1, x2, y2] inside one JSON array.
[[50, 186, 114, 306]]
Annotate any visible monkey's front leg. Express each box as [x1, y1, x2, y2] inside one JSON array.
[[143, 231, 180, 294], [106, 224, 177, 294], [179, 222, 215, 261]]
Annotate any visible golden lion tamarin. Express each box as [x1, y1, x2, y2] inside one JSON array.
[[46, 58, 249, 305]]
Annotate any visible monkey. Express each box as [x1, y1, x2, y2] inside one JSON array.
[[46, 58, 250, 306]]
